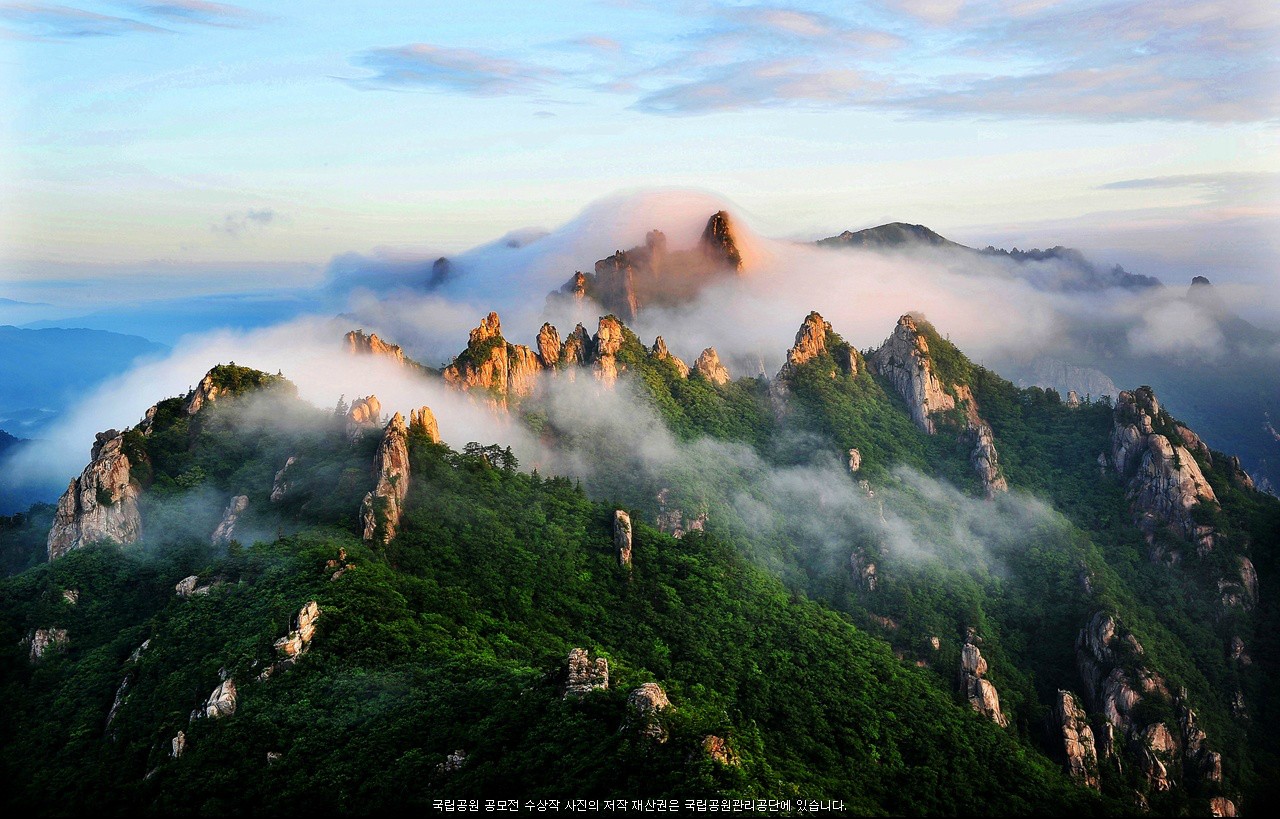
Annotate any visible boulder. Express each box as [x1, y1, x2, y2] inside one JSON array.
[[626, 682, 671, 741]]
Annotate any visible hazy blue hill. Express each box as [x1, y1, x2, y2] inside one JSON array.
[[0, 326, 169, 433], [20, 292, 315, 346], [816, 222, 968, 251]]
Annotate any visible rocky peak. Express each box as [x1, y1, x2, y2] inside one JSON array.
[[701, 210, 743, 271], [199, 675, 237, 720], [565, 648, 609, 697], [869, 314, 1006, 495], [868, 314, 955, 433], [537, 323, 562, 367], [694, 347, 730, 386], [360, 412, 411, 545], [470, 311, 503, 345], [650, 336, 690, 378], [561, 324, 593, 367], [778, 311, 831, 379], [1110, 387, 1217, 545], [344, 330, 406, 365], [47, 429, 142, 561], [409, 406, 441, 443], [211, 495, 248, 546]]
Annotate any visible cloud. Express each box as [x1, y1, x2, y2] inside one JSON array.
[[0, 3, 165, 38], [0, 0, 263, 38], [350, 44, 558, 95], [213, 208, 277, 237], [130, 1, 264, 28], [635, 60, 889, 114], [1099, 172, 1280, 204]]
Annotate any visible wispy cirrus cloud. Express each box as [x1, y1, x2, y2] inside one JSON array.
[[1, 0, 263, 38], [349, 43, 559, 95], [130, 1, 265, 28], [0, 3, 164, 38]]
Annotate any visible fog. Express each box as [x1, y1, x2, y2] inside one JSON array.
[[3, 188, 1277, 511]]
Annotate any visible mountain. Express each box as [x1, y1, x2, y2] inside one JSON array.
[[0, 429, 21, 457], [816, 222, 968, 251], [2, 306, 1275, 816], [0, 327, 170, 436]]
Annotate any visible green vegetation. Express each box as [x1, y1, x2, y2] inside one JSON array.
[[1, 329, 1276, 816]]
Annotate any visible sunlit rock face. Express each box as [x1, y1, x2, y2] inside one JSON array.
[[549, 211, 745, 321], [360, 413, 411, 545], [344, 329, 407, 365], [868, 314, 1007, 496], [47, 430, 141, 560]]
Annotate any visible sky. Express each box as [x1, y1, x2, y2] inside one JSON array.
[[1, 0, 1278, 302]]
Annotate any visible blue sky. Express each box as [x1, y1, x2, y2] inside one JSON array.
[[2, 0, 1277, 301]]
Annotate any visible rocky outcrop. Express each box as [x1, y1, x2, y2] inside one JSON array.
[[1053, 690, 1100, 789], [869, 315, 956, 434], [694, 348, 730, 386], [62, 589, 78, 605], [270, 456, 297, 503], [777, 311, 855, 380], [409, 406, 441, 443], [175, 575, 214, 598], [594, 316, 625, 385], [970, 421, 1009, 497], [105, 639, 150, 731], [1110, 387, 1217, 546], [508, 344, 543, 398], [959, 638, 1007, 727], [850, 549, 877, 591], [650, 337, 690, 377], [1067, 390, 1081, 408], [701, 735, 740, 766], [171, 731, 186, 759], [561, 324, 593, 367], [1076, 611, 1226, 797], [537, 323, 562, 368], [344, 330, 406, 366], [360, 413, 410, 545], [654, 488, 706, 539], [347, 395, 382, 427], [613, 510, 632, 568], [436, 749, 467, 776], [184, 371, 225, 414], [443, 312, 510, 397], [211, 495, 248, 546], [47, 430, 142, 560], [847, 448, 862, 474], [701, 210, 743, 271], [625, 682, 671, 741], [26, 627, 68, 662], [548, 213, 743, 320], [869, 315, 1007, 496], [200, 676, 237, 720], [565, 648, 609, 697], [274, 601, 320, 660]]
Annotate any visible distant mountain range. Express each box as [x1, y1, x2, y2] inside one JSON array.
[[816, 222, 1162, 290]]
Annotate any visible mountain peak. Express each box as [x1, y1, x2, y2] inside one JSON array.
[[817, 222, 965, 251]]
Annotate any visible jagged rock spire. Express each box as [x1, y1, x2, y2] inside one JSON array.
[[701, 210, 742, 271], [47, 430, 141, 561], [344, 330, 406, 365], [694, 348, 730, 385], [360, 412, 411, 545], [409, 407, 441, 443]]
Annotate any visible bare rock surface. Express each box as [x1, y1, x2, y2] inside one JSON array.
[[48, 430, 141, 560]]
